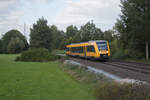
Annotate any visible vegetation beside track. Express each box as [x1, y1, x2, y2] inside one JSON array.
[[96, 81, 150, 100], [0, 55, 95, 100], [124, 59, 150, 64], [16, 48, 61, 62], [62, 60, 150, 100], [60, 63, 110, 88], [52, 50, 66, 55]]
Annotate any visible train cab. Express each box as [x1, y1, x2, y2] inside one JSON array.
[[96, 40, 110, 59]]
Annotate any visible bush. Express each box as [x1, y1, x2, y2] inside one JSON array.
[[96, 82, 150, 100], [16, 48, 60, 62], [110, 40, 126, 59], [124, 49, 144, 59], [112, 49, 125, 59]]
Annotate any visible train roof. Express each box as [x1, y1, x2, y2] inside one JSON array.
[[68, 40, 107, 46]]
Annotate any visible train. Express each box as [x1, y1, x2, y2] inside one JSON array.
[[66, 40, 111, 61]]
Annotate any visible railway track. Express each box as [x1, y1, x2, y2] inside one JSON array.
[[69, 56, 150, 75], [103, 61, 150, 75], [67, 56, 150, 82]]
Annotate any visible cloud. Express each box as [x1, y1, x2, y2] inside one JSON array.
[[0, 0, 22, 37], [54, 0, 121, 31], [0, 0, 53, 38], [29, 0, 53, 3], [0, 0, 121, 39]]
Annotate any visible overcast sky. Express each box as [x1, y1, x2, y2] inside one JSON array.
[[0, 0, 121, 38]]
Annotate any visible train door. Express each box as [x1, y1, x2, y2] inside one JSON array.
[[83, 46, 86, 57], [86, 45, 96, 57]]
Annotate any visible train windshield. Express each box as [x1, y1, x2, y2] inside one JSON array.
[[96, 42, 108, 51]]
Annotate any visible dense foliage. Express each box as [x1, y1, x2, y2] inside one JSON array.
[[0, 40, 2, 53], [64, 25, 79, 45], [30, 17, 53, 51], [80, 21, 104, 42], [50, 25, 64, 49], [63, 21, 108, 47], [16, 48, 59, 62], [1, 30, 28, 53], [96, 82, 150, 100], [115, 0, 150, 59]]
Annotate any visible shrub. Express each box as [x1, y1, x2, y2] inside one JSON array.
[[110, 40, 126, 59], [16, 48, 60, 62], [96, 82, 150, 100], [112, 49, 125, 59]]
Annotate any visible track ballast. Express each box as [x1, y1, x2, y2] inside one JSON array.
[[69, 57, 150, 82]]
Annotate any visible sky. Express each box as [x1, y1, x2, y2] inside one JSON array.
[[0, 0, 121, 39]]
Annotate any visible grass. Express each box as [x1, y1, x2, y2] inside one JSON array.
[[61, 64, 110, 87], [52, 50, 66, 54], [60, 63, 112, 99], [62, 62, 150, 100], [0, 55, 95, 100], [95, 81, 150, 100]]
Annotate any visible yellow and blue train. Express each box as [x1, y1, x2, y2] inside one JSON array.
[[66, 40, 110, 60]]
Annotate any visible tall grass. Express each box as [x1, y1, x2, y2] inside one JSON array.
[[96, 82, 150, 100], [62, 62, 150, 100]]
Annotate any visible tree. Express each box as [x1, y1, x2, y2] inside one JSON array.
[[65, 25, 79, 44], [66, 25, 78, 38], [50, 25, 64, 49], [104, 30, 114, 42], [80, 21, 103, 42], [30, 17, 52, 51], [115, 0, 150, 59], [72, 32, 82, 43], [7, 37, 25, 53], [2, 29, 28, 53], [0, 39, 3, 53]]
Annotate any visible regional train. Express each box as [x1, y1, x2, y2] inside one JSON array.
[[66, 40, 111, 60]]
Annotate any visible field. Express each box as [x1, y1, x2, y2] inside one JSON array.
[[0, 55, 95, 100]]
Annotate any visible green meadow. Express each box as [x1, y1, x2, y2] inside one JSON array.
[[0, 55, 95, 100]]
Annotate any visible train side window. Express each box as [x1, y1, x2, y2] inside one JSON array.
[[87, 45, 95, 52], [87, 46, 89, 52], [91, 46, 95, 52], [79, 46, 83, 53], [81, 47, 83, 53], [66, 47, 69, 51], [70, 47, 72, 52], [71, 47, 74, 53], [72, 47, 78, 53], [74, 47, 77, 53], [71, 46, 84, 53]]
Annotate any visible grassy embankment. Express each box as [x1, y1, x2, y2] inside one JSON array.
[[62, 61, 150, 100], [0, 55, 95, 100]]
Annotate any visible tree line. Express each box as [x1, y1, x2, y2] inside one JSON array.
[[0, 0, 149, 60], [0, 17, 114, 54], [115, 0, 150, 59], [0, 30, 28, 54]]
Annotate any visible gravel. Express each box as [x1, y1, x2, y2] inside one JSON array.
[[69, 57, 150, 82]]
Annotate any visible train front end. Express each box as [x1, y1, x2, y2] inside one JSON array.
[[96, 40, 110, 60]]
